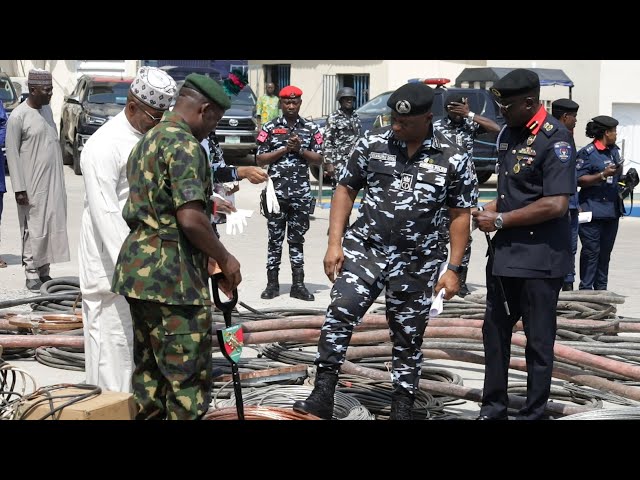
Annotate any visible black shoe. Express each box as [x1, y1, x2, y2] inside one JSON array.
[[39, 275, 52, 283], [476, 414, 508, 420], [25, 279, 43, 292], [290, 268, 315, 301], [260, 269, 280, 299], [293, 369, 338, 420], [390, 388, 415, 420], [562, 282, 573, 291]]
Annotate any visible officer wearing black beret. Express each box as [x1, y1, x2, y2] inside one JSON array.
[[473, 68, 576, 420], [576, 114, 623, 292], [551, 98, 580, 291], [293, 81, 478, 420]]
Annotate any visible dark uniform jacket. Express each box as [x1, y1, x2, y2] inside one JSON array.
[[339, 126, 477, 293], [112, 111, 212, 305], [494, 107, 575, 279], [256, 116, 323, 200], [577, 140, 623, 219]]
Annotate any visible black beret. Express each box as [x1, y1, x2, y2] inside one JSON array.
[[387, 82, 434, 116], [552, 98, 579, 113], [183, 73, 231, 110], [490, 69, 540, 99], [445, 92, 468, 106], [591, 115, 618, 128]]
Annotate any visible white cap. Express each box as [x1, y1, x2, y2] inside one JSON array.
[[130, 66, 177, 111]]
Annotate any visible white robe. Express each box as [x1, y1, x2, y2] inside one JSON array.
[[78, 110, 139, 393], [5, 102, 70, 267]]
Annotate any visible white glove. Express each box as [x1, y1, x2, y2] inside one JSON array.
[[225, 209, 253, 235], [266, 177, 280, 214]]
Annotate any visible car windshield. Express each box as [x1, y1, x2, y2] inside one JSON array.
[[232, 87, 256, 107], [0, 76, 17, 103], [356, 91, 392, 115], [87, 82, 131, 105]]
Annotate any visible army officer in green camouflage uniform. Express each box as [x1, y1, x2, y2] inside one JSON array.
[[112, 74, 241, 420]]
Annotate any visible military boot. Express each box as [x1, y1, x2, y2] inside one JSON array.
[[293, 368, 338, 420], [290, 267, 314, 301], [389, 388, 415, 420], [260, 269, 280, 299], [458, 268, 470, 298]]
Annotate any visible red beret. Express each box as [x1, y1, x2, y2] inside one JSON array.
[[279, 85, 303, 98]]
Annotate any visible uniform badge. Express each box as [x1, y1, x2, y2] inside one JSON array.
[[544, 122, 554, 132], [526, 135, 536, 146], [517, 147, 536, 156], [499, 143, 508, 151], [553, 141, 573, 163], [273, 128, 288, 135], [513, 162, 521, 174], [257, 130, 268, 143], [400, 173, 414, 191]]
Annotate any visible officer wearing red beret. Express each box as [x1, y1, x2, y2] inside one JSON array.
[[256, 85, 324, 301]]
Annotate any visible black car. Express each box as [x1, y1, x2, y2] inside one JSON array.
[[60, 75, 134, 175], [215, 85, 258, 158], [311, 84, 504, 184]]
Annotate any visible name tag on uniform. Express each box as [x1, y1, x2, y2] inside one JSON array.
[[370, 152, 397, 167], [499, 143, 508, 151], [400, 173, 414, 191], [419, 161, 447, 174]]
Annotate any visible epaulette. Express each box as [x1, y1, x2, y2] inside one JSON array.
[[540, 121, 558, 138]]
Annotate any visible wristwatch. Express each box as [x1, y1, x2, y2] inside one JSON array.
[[447, 263, 467, 274], [494, 213, 504, 229]]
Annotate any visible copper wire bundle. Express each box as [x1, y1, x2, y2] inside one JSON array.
[[203, 405, 320, 420]]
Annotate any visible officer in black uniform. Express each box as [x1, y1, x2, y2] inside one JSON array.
[[256, 86, 324, 301], [551, 98, 580, 291], [472, 69, 576, 420], [576, 115, 623, 290], [293, 82, 478, 420]]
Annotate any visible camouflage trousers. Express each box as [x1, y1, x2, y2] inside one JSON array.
[[438, 208, 472, 267], [127, 298, 212, 420], [266, 197, 311, 270], [316, 270, 431, 395]]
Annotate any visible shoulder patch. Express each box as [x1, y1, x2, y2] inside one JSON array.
[[554, 141, 573, 163], [584, 144, 595, 154]]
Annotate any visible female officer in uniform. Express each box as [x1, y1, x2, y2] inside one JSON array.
[[576, 115, 623, 291]]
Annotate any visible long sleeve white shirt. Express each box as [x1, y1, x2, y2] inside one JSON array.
[[78, 111, 141, 293]]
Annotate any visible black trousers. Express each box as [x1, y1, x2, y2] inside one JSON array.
[[480, 260, 563, 420]]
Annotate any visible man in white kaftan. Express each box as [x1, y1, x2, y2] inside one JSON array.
[[5, 69, 70, 292], [78, 67, 177, 392]]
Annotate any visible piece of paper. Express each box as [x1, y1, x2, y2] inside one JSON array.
[[578, 211, 592, 224], [429, 262, 449, 318]]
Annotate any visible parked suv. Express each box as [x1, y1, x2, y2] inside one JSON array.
[[311, 83, 504, 184], [215, 85, 258, 158], [60, 75, 134, 174]]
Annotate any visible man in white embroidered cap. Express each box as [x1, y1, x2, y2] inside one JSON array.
[[5, 68, 70, 292], [78, 66, 177, 393]]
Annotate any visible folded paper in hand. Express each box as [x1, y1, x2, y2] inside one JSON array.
[[266, 177, 280, 214], [429, 262, 449, 318], [578, 211, 592, 224]]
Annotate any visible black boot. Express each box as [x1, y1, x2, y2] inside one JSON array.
[[290, 267, 314, 301], [389, 388, 415, 420], [458, 268, 470, 297], [293, 368, 338, 419], [260, 269, 280, 299], [562, 282, 573, 291]]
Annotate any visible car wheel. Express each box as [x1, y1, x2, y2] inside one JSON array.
[[476, 171, 493, 184], [59, 124, 72, 165], [72, 137, 82, 175]]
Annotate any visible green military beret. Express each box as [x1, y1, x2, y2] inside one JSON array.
[[183, 73, 231, 110]]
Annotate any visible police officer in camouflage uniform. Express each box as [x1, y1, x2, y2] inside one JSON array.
[[472, 69, 576, 420], [256, 85, 324, 301], [323, 87, 362, 189], [293, 82, 477, 420], [433, 93, 501, 296], [112, 74, 242, 420]]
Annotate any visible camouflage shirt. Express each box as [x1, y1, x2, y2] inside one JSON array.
[[112, 111, 213, 306], [338, 127, 478, 291], [432, 116, 480, 155], [256, 116, 323, 199], [323, 109, 361, 168]]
